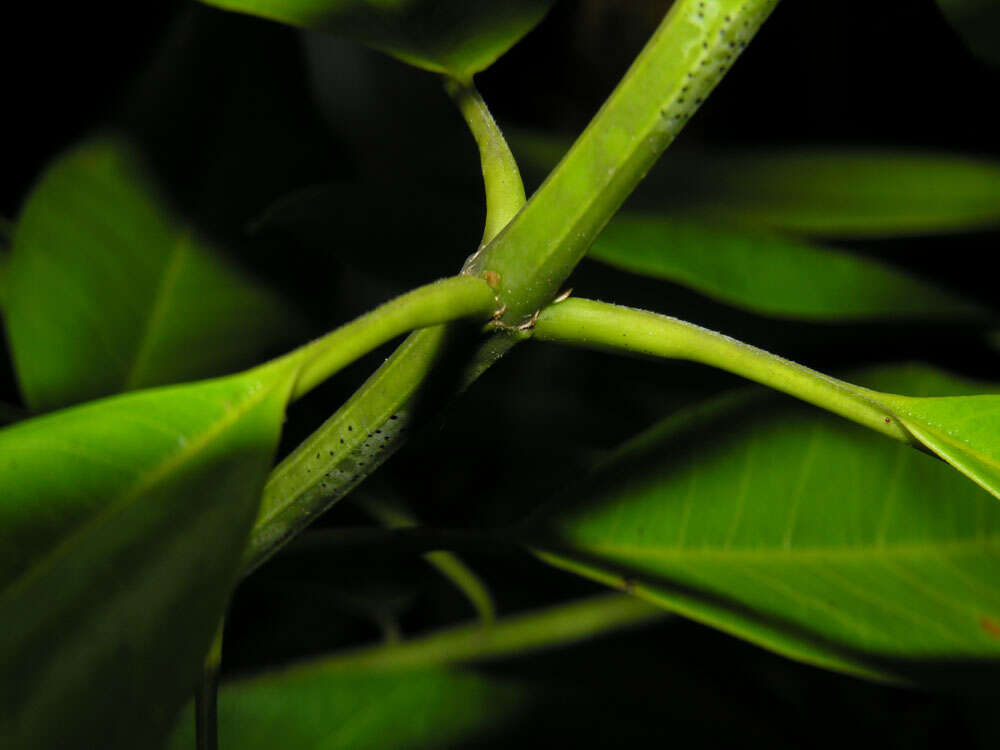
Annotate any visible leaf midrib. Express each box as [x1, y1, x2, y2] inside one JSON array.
[[121, 234, 189, 391], [562, 535, 1000, 563]]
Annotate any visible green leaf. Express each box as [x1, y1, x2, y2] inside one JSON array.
[[589, 213, 991, 320], [528, 366, 1000, 682], [165, 593, 661, 748], [667, 150, 1000, 238], [169, 667, 524, 749], [197, 0, 555, 78], [878, 391, 1000, 507], [0, 356, 301, 748], [937, 0, 1000, 66], [5, 138, 300, 412]]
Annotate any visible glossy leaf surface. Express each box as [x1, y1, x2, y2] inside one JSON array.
[[197, 0, 555, 77], [0, 357, 299, 748], [590, 214, 990, 320], [529, 366, 1000, 681], [5, 138, 299, 412], [936, 0, 1000, 66]]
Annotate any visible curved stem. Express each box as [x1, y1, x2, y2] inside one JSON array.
[[466, 0, 780, 325], [355, 492, 497, 625], [288, 276, 495, 401], [444, 77, 526, 249], [533, 297, 914, 444]]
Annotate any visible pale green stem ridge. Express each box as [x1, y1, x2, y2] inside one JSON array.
[[533, 298, 914, 444], [240, 593, 665, 683], [467, 0, 781, 325], [289, 276, 495, 401], [445, 78, 526, 249], [246, 277, 497, 573], [357, 493, 497, 625]]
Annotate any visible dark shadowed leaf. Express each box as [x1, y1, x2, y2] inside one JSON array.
[[197, 0, 556, 78], [528, 366, 1000, 682], [168, 667, 523, 749], [662, 150, 1000, 238], [589, 214, 991, 320], [936, 0, 1000, 66], [508, 131, 1000, 238], [0, 356, 300, 749], [5, 138, 300, 412]]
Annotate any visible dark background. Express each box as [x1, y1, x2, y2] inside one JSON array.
[[4, 1, 999, 746]]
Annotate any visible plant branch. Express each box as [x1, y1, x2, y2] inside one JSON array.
[[244, 1, 780, 575], [288, 276, 496, 401], [444, 77, 526, 249], [466, 0, 781, 326], [533, 297, 913, 444]]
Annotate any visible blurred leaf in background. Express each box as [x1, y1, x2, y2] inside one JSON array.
[[4, 138, 302, 412]]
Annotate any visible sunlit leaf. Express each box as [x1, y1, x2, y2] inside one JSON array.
[[528, 366, 1000, 682], [936, 0, 1000, 66], [5, 138, 301, 412], [0, 357, 300, 748], [589, 214, 991, 320], [197, 0, 556, 78]]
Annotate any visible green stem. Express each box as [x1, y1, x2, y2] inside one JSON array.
[[288, 276, 496, 401], [195, 620, 224, 750], [466, 0, 780, 325], [242, 593, 665, 681], [533, 298, 913, 444], [444, 78, 526, 248], [356, 493, 496, 625], [244, 3, 779, 574]]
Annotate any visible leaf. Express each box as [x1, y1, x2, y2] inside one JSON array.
[[528, 366, 1000, 682], [168, 666, 524, 749], [197, 0, 556, 78], [165, 592, 660, 748], [589, 213, 991, 320], [507, 132, 1000, 238], [878, 391, 1000, 507], [4, 138, 301, 412], [0, 356, 300, 748], [666, 150, 1000, 238], [936, 0, 1000, 66]]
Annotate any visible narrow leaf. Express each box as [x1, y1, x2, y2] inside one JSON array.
[[590, 213, 990, 320], [528, 366, 1000, 682], [0, 357, 301, 749], [667, 150, 1000, 238], [197, 0, 556, 78], [5, 138, 300, 412]]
